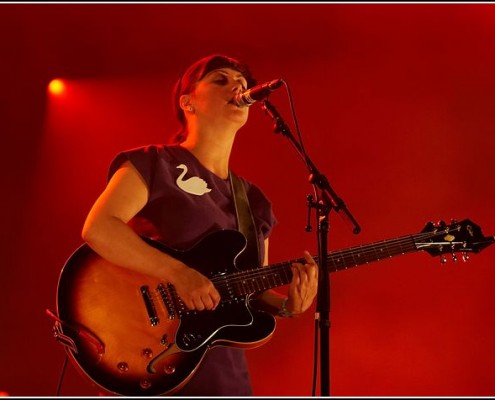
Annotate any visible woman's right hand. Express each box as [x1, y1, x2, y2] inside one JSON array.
[[168, 263, 221, 311]]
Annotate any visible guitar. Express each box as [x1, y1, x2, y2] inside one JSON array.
[[51, 219, 493, 396]]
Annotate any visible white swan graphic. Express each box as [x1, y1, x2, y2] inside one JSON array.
[[176, 164, 212, 196]]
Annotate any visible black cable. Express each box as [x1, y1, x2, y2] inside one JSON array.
[[56, 353, 69, 396]]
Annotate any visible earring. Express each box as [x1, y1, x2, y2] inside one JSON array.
[[187, 105, 194, 112]]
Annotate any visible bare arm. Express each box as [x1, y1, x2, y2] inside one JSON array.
[[82, 160, 220, 311], [255, 239, 319, 317]]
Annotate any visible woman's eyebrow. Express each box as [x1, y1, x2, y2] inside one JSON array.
[[209, 69, 247, 82]]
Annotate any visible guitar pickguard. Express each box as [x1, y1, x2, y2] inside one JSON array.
[[176, 296, 253, 351]]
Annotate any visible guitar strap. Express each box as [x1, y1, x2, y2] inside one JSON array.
[[229, 171, 261, 268]]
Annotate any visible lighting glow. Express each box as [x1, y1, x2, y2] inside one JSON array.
[[48, 79, 65, 95]]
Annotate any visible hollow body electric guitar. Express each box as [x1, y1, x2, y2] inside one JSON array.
[[52, 219, 493, 396]]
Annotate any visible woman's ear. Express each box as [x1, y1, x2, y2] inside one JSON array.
[[179, 94, 193, 112]]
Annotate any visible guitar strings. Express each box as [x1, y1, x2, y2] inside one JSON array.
[[209, 230, 444, 286], [145, 229, 454, 315]]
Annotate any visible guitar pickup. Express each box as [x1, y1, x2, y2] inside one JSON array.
[[140, 286, 159, 326]]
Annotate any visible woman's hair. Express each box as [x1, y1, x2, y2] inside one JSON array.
[[171, 54, 257, 144]]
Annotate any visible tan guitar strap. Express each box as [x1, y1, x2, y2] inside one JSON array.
[[229, 171, 261, 268]]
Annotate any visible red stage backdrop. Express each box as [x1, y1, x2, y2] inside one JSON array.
[[1, 3, 494, 397]]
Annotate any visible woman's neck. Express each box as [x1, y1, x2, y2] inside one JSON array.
[[180, 127, 236, 179]]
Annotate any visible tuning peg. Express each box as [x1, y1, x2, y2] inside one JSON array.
[[437, 220, 447, 229]]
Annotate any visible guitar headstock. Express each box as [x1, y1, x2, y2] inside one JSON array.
[[418, 219, 494, 263]]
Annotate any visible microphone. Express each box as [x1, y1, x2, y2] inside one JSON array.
[[233, 78, 284, 107]]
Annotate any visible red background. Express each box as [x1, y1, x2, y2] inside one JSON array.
[[1, 3, 494, 396]]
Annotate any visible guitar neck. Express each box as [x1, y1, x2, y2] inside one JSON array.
[[214, 232, 426, 298], [323, 232, 419, 272]]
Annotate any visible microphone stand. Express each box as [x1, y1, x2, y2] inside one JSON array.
[[260, 99, 361, 396]]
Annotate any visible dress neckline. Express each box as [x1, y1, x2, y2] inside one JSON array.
[[174, 144, 231, 183]]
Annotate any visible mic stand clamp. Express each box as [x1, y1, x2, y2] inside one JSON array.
[[261, 99, 361, 235], [260, 99, 361, 396]]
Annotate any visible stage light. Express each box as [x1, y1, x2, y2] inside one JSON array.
[[48, 79, 65, 95]]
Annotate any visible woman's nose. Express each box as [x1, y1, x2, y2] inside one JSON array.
[[232, 80, 244, 93]]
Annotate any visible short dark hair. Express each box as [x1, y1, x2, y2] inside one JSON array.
[[171, 54, 256, 143]]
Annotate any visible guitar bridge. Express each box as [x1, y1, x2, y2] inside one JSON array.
[[157, 283, 177, 319]]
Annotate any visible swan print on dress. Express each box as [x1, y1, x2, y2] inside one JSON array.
[[175, 164, 212, 196]]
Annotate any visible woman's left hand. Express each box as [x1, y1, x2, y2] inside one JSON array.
[[287, 251, 319, 315]]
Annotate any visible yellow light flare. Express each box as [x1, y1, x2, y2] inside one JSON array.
[[48, 79, 65, 95]]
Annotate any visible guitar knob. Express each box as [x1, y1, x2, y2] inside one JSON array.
[[182, 333, 198, 347], [451, 252, 458, 263], [117, 362, 129, 372], [440, 255, 447, 264], [140, 379, 151, 389], [462, 252, 470, 262], [165, 364, 176, 375], [142, 348, 153, 359]]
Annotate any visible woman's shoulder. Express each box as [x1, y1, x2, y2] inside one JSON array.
[[107, 144, 174, 180], [118, 143, 185, 160]]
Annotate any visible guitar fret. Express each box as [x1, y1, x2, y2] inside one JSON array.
[[260, 274, 269, 290], [242, 279, 254, 295], [282, 265, 291, 283], [328, 256, 339, 272], [377, 245, 392, 261], [254, 276, 263, 292], [258, 277, 264, 291], [372, 244, 382, 263], [330, 251, 347, 271], [269, 272, 280, 288], [233, 279, 244, 297], [217, 276, 235, 299], [350, 251, 359, 266]]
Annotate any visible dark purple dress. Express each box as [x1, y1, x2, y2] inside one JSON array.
[[108, 144, 277, 396]]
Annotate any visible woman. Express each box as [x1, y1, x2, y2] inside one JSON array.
[[82, 54, 318, 396]]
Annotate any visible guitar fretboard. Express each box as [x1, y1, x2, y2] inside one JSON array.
[[212, 231, 437, 298]]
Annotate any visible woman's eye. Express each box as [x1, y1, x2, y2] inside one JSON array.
[[214, 77, 228, 85]]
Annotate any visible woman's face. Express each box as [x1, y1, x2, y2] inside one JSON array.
[[185, 67, 250, 128]]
